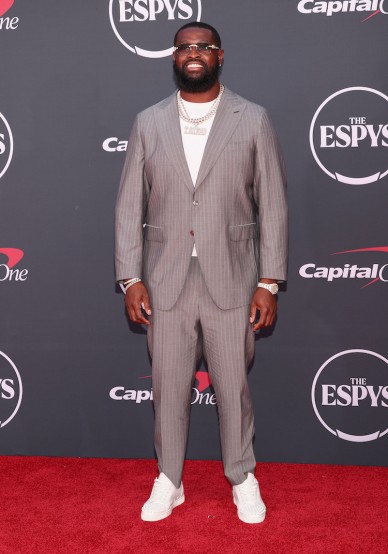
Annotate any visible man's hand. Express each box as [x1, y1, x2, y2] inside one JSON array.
[[125, 282, 152, 325], [249, 288, 277, 332]]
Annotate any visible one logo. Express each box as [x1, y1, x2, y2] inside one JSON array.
[[0, 0, 19, 30], [191, 370, 216, 405], [0, 248, 29, 282], [109, 370, 216, 405], [310, 87, 388, 185], [312, 349, 388, 442], [299, 246, 388, 288], [0, 112, 14, 179], [109, 0, 202, 58], [102, 137, 128, 152], [0, 350, 23, 428], [297, 0, 388, 21]]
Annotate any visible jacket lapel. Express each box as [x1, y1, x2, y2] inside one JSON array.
[[195, 88, 246, 190], [154, 93, 193, 193], [154, 88, 246, 193]]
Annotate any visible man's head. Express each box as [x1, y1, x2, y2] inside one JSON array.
[[173, 23, 224, 94]]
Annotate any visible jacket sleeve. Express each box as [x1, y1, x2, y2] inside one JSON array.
[[115, 114, 148, 282], [253, 109, 288, 281]]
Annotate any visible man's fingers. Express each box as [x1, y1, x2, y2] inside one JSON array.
[[133, 302, 150, 325], [142, 294, 152, 316], [250, 289, 278, 331], [252, 305, 277, 331], [253, 303, 277, 330], [253, 307, 267, 332], [125, 299, 150, 325], [249, 304, 257, 324], [124, 283, 152, 325]]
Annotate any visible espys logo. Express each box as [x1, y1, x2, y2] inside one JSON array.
[[299, 246, 388, 288], [297, 0, 388, 20], [312, 350, 388, 442], [109, 0, 202, 58], [0, 112, 14, 179], [110, 370, 216, 405], [0, 248, 28, 282], [0, 350, 23, 428], [0, 0, 19, 30], [310, 87, 388, 185]]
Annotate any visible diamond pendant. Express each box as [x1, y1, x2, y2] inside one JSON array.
[[184, 126, 207, 136]]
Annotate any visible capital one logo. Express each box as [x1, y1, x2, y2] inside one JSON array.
[[0, 350, 23, 428], [312, 350, 388, 442], [0, 248, 28, 282], [298, 0, 388, 20], [310, 87, 388, 185], [299, 246, 388, 288], [110, 370, 216, 405], [0, 111, 13, 179], [109, 0, 202, 58]]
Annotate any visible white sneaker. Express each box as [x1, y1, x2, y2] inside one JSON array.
[[141, 472, 185, 522], [232, 473, 266, 524]]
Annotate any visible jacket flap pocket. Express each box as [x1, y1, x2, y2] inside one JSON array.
[[229, 223, 256, 241], [144, 225, 163, 242]]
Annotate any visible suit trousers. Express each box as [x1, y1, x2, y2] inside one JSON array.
[[147, 258, 256, 489]]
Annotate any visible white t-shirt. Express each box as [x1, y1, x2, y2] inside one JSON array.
[[179, 99, 216, 256]]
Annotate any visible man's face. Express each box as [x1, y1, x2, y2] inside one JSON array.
[[173, 27, 224, 93]]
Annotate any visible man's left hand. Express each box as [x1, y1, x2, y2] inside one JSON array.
[[249, 288, 277, 332]]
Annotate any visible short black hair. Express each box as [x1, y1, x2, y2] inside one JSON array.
[[174, 22, 221, 47]]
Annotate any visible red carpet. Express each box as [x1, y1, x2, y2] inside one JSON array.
[[1, 457, 387, 554]]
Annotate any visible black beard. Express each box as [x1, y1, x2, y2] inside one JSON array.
[[173, 60, 220, 93]]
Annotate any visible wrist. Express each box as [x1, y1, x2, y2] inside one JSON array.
[[122, 277, 142, 293]]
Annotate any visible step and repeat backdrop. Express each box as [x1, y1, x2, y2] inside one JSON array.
[[1, 1, 387, 465]]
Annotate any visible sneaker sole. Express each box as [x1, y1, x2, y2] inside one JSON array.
[[141, 494, 185, 522], [233, 497, 266, 524], [237, 508, 266, 524]]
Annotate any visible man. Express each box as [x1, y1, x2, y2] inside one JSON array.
[[115, 22, 288, 524]]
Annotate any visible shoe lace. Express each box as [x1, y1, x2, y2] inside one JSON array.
[[151, 477, 171, 501], [238, 481, 259, 502]]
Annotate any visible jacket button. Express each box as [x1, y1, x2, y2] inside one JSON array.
[[193, 200, 199, 206], [190, 230, 194, 236]]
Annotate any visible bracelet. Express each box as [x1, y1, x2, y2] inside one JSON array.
[[124, 278, 141, 292], [123, 278, 139, 286]]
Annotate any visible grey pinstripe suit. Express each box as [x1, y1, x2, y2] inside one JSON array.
[[115, 87, 288, 488]]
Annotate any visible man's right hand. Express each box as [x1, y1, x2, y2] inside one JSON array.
[[125, 282, 152, 325]]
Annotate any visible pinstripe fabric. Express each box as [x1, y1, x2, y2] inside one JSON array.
[[147, 258, 256, 489], [115, 88, 288, 489], [115, 87, 288, 310]]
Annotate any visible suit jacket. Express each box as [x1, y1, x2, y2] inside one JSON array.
[[115, 87, 288, 310]]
